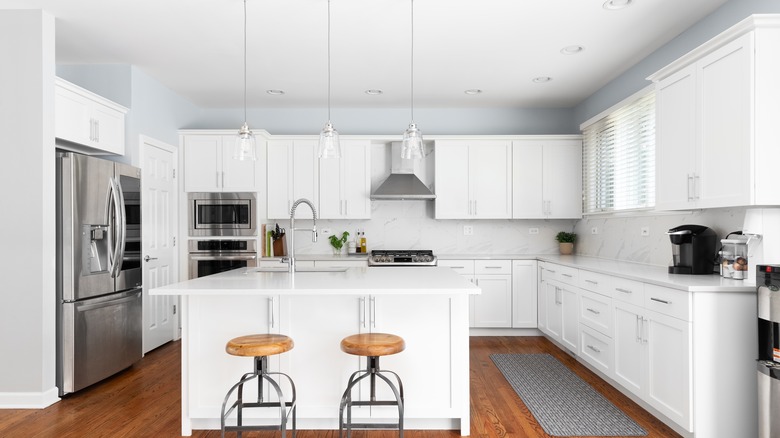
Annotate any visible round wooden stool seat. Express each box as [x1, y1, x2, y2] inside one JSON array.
[[340, 333, 405, 357], [226, 334, 294, 357]]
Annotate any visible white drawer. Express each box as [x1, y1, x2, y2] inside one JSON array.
[[555, 265, 579, 285], [579, 289, 613, 336], [258, 258, 290, 269], [644, 284, 691, 321], [438, 259, 474, 275], [315, 260, 367, 269], [580, 324, 613, 378], [611, 277, 644, 306], [538, 262, 555, 282], [578, 270, 612, 297], [475, 260, 511, 275]]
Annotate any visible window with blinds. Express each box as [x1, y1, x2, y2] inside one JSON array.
[[582, 91, 655, 214]]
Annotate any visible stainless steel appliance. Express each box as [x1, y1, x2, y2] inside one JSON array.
[[189, 192, 256, 236], [368, 250, 437, 267], [56, 151, 143, 396], [666, 224, 717, 274], [758, 264, 780, 438], [188, 238, 258, 279]]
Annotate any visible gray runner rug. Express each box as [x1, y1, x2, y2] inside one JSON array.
[[490, 353, 647, 437]]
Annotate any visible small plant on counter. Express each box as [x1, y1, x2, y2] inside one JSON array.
[[329, 231, 350, 253], [555, 231, 577, 243]]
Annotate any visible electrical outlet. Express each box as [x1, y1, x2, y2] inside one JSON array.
[[640, 226, 650, 236], [463, 225, 474, 236], [528, 228, 539, 235], [321, 228, 332, 236], [591, 227, 599, 235]]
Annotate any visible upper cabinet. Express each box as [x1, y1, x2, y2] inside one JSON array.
[[651, 17, 780, 210], [55, 78, 128, 155], [319, 140, 371, 219], [434, 140, 512, 219], [267, 139, 319, 219], [182, 134, 263, 192], [512, 139, 582, 219]]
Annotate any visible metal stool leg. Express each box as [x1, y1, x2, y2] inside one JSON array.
[[339, 356, 405, 438]]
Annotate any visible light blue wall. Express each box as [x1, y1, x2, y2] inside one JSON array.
[[56, 64, 132, 107], [573, 0, 780, 125]]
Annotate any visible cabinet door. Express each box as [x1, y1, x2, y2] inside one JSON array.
[[613, 301, 645, 397], [320, 141, 371, 219], [537, 269, 548, 334], [470, 141, 512, 218], [55, 85, 92, 146], [543, 140, 582, 219], [545, 282, 562, 340], [560, 284, 580, 352], [221, 135, 260, 191], [655, 65, 697, 210], [512, 260, 537, 328], [697, 33, 753, 209], [472, 274, 512, 327], [318, 145, 342, 219], [292, 140, 319, 217], [434, 141, 470, 218], [267, 141, 293, 218], [184, 136, 221, 192], [512, 142, 544, 218], [645, 311, 691, 429], [91, 102, 125, 155]]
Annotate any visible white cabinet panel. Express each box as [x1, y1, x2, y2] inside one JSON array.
[[579, 324, 613, 378], [183, 134, 261, 192], [613, 301, 645, 397], [55, 78, 127, 155], [512, 260, 537, 328], [319, 140, 371, 219], [472, 274, 512, 328], [646, 310, 691, 428], [267, 140, 319, 219], [512, 139, 582, 219]]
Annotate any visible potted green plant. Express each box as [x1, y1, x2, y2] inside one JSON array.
[[328, 231, 350, 255], [555, 231, 577, 255]]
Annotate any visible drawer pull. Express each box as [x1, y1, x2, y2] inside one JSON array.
[[650, 297, 671, 305], [562, 273, 573, 278], [547, 269, 556, 273], [587, 345, 601, 353], [484, 266, 503, 269], [615, 287, 632, 294], [586, 308, 600, 315], [585, 279, 598, 285], [450, 266, 466, 269]]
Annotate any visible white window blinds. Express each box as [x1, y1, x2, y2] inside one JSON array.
[[582, 91, 655, 214]]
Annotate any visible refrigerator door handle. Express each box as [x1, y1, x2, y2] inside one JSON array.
[[107, 178, 125, 278], [114, 176, 127, 278]]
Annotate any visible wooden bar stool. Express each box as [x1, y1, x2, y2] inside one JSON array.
[[220, 334, 296, 438], [339, 333, 405, 438]]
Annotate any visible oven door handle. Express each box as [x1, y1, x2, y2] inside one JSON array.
[[188, 254, 258, 261]]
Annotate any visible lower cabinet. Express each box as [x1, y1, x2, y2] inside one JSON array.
[[543, 279, 579, 353], [511, 260, 537, 328], [473, 260, 512, 328]]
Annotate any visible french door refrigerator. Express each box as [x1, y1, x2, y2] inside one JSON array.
[[56, 151, 143, 396]]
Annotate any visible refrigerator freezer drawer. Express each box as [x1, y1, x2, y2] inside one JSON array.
[[59, 288, 142, 395], [758, 363, 780, 438]]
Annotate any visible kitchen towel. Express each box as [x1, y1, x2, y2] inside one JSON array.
[[490, 353, 647, 437]]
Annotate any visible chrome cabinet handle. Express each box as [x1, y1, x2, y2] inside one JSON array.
[[587, 345, 601, 353], [586, 308, 600, 315], [615, 288, 632, 294], [635, 315, 641, 342], [485, 266, 502, 269], [687, 174, 694, 201], [585, 279, 598, 285], [642, 317, 649, 343], [369, 296, 376, 328], [650, 297, 671, 305], [562, 273, 573, 278], [143, 255, 158, 262], [693, 174, 700, 200], [267, 297, 276, 329], [359, 297, 366, 328]]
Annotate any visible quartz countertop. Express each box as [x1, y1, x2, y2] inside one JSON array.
[[151, 266, 479, 296]]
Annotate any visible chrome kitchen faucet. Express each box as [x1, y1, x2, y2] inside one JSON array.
[[283, 198, 317, 273]]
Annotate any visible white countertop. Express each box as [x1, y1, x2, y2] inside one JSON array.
[[151, 266, 480, 296]]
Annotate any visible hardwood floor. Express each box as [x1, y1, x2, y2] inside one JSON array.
[[0, 337, 681, 437]]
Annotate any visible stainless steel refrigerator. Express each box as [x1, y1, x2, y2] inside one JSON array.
[[56, 151, 143, 396]]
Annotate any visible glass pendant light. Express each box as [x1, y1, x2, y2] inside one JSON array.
[[234, 0, 257, 161], [318, 0, 341, 158], [401, 0, 424, 160]]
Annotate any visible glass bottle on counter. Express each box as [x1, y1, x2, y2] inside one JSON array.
[[360, 231, 367, 254]]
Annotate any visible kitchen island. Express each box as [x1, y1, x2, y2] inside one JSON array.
[[151, 266, 479, 436]]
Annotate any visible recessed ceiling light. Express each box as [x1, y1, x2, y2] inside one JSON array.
[[603, 0, 632, 10], [266, 89, 285, 95], [560, 45, 584, 55], [365, 89, 383, 95], [464, 89, 483, 95], [532, 77, 552, 83]]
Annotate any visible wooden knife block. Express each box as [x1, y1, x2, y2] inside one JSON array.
[[272, 235, 287, 257]]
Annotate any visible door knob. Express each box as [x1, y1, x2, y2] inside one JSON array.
[[144, 255, 158, 262]]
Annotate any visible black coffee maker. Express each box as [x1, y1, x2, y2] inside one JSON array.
[[667, 224, 717, 274]]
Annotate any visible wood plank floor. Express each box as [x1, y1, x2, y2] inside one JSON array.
[[0, 336, 681, 437]]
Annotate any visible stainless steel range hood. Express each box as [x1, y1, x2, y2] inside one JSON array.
[[371, 143, 435, 200]]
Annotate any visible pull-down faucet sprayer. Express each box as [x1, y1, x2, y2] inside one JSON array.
[[284, 198, 318, 273]]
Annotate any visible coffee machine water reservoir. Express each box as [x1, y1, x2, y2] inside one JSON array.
[[667, 224, 717, 275]]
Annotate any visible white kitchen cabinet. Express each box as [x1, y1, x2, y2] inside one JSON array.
[[55, 77, 127, 155], [182, 134, 263, 192], [434, 140, 512, 219], [512, 139, 582, 219], [511, 260, 537, 328], [267, 140, 319, 219], [473, 261, 512, 328], [541, 263, 579, 353], [651, 20, 780, 210], [319, 140, 371, 219], [536, 263, 553, 335]]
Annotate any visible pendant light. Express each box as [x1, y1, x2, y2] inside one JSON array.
[[401, 0, 424, 160], [318, 0, 341, 158], [234, 0, 257, 161]]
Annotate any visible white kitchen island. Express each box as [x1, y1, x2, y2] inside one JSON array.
[[151, 266, 479, 436]]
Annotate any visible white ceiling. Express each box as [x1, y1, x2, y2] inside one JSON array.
[[4, 0, 728, 109]]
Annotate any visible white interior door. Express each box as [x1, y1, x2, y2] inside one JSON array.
[[141, 136, 179, 353]]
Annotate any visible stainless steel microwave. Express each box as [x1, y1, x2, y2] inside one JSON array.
[[188, 192, 257, 236]]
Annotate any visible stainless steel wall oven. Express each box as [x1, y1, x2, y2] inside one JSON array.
[[189, 192, 256, 237], [188, 239, 258, 279]]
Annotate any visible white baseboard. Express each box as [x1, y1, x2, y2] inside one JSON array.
[[469, 328, 542, 336], [0, 387, 60, 409]]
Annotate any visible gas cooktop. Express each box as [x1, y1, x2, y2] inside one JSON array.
[[368, 250, 437, 267]]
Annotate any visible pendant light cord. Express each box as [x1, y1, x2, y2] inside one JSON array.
[[243, 0, 248, 124], [410, 0, 415, 124], [327, 0, 332, 122]]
